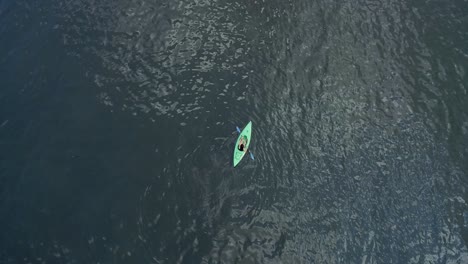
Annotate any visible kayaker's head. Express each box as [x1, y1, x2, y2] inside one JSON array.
[[239, 144, 244, 151]]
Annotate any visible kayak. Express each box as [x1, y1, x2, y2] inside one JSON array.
[[233, 121, 252, 167]]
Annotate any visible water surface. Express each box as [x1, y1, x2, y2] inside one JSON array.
[[1, 0, 468, 263]]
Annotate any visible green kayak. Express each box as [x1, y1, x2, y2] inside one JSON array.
[[233, 121, 252, 167]]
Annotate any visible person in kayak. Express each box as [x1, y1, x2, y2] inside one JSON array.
[[238, 136, 248, 152]]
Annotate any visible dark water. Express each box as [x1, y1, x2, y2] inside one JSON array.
[[1, 0, 468, 263]]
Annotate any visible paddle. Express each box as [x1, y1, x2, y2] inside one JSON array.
[[236, 126, 254, 160]]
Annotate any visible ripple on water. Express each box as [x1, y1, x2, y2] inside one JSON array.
[[58, 0, 255, 125], [3, 0, 466, 263]]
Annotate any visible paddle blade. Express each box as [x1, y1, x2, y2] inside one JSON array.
[[236, 126, 241, 133], [249, 152, 255, 160]]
